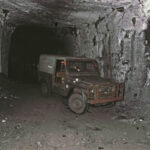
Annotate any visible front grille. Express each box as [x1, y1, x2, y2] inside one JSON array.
[[98, 85, 116, 99]]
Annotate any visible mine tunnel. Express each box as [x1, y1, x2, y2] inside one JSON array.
[[8, 25, 75, 82], [0, 1, 150, 150]]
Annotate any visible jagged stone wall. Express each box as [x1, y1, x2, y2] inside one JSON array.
[[73, 2, 148, 101], [71, 0, 150, 102], [0, 0, 150, 102]]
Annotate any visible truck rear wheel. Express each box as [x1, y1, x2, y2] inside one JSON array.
[[68, 93, 88, 114], [40, 82, 50, 97]]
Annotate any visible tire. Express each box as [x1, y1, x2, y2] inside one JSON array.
[[68, 93, 88, 114], [40, 82, 50, 97]]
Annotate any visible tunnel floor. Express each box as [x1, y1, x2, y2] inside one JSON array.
[[0, 76, 150, 150]]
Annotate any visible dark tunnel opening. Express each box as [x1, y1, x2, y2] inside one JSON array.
[[8, 25, 76, 82], [145, 19, 150, 63], [145, 19, 150, 44]]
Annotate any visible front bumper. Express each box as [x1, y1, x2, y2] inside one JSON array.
[[89, 83, 125, 105]]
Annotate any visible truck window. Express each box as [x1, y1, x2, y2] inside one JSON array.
[[68, 60, 98, 73]]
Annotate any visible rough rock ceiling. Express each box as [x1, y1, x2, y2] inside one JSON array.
[[0, 0, 149, 27]]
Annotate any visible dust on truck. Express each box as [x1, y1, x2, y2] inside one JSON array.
[[38, 54, 125, 114]]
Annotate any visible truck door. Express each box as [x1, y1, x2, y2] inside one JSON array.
[[53, 59, 67, 96]]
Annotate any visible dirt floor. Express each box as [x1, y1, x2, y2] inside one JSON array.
[[0, 76, 150, 150]]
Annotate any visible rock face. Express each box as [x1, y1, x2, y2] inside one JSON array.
[[0, 0, 150, 102]]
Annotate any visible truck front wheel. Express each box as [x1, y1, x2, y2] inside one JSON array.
[[68, 93, 88, 114]]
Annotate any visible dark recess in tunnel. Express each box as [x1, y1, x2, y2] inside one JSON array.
[[145, 19, 150, 61], [8, 25, 75, 82], [145, 19, 150, 46]]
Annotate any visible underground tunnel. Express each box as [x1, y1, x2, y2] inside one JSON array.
[[0, 0, 150, 150], [8, 25, 76, 82]]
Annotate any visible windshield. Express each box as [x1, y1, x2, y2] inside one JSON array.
[[67, 60, 99, 74]]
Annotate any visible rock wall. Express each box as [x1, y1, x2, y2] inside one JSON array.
[[73, 1, 149, 101]]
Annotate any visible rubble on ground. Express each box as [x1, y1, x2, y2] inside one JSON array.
[[0, 74, 20, 101]]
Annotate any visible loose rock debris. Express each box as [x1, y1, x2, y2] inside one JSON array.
[[0, 86, 19, 101], [0, 75, 20, 111], [86, 124, 102, 131], [1, 119, 6, 123]]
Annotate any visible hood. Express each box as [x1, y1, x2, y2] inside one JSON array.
[[69, 75, 115, 87]]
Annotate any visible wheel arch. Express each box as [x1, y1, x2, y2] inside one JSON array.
[[67, 87, 82, 97], [67, 87, 88, 101]]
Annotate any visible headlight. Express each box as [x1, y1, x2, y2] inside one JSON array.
[[90, 89, 94, 93], [89, 87, 94, 98], [112, 86, 116, 92]]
